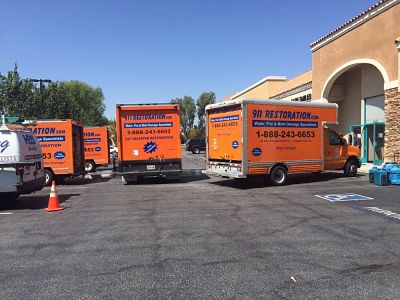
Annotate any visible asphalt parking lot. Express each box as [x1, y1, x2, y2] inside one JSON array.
[[1, 151, 400, 299]]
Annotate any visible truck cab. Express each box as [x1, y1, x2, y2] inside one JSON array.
[[324, 128, 361, 176], [0, 121, 45, 200]]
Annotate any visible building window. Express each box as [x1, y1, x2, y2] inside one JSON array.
[[290, 94, 312, 102]]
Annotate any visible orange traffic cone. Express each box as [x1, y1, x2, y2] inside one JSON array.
[[45, 181, 64, 212]]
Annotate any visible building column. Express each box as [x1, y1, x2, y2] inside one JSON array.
[[397, 37, 400, 91], [384, 88, 400, 162], [383, 39, 400, 162]]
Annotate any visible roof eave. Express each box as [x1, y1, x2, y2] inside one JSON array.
[[310, 0, 399, 52]]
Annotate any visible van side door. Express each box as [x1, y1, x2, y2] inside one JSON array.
[[324, 129, 347, 170]]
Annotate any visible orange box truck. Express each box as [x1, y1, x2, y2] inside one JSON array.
[[28, 119, 85, 185], [83, 126, 110, 172], [116, 103, 182, 182], [205, 99, 361, 185]]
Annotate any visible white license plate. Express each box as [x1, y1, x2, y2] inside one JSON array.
[[146, 165, 156, 170]]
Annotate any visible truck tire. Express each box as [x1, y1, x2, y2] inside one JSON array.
[[85, 160, 96, 173], [44, 169, 54, 186], [270, 166, 287, 186], [192, 147, 200, 154], [344, 159, 358, 177]]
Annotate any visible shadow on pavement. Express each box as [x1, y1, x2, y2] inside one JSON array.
[[61, 173, 115, 186], [124, 169, 209, 185], [0, 193, 80, 211], [210, 172, 366, 190]]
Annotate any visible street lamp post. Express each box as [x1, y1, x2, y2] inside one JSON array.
[[29, 78, 52, 117]]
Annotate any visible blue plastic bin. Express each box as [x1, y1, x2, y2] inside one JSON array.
[[382, 162, 398, 172], [369, 166, 380, 183], [389, 166, 400, 185], [374, 169, 391, 186]]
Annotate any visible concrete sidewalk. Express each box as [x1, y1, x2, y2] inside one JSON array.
[[359, 163, 374, 174]]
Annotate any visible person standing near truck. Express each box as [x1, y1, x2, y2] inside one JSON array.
[[354, 133, 362, 149]]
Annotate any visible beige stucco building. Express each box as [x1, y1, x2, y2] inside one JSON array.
[[270, 71, 312, 102], [311, 0, 399, 164], [230, 76, 287, 100], [224, 0, 399, 164]]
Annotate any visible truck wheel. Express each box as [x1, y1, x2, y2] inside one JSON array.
[[344, 159, 358, 177], [270, 166, 287, 186], [44, 169, 54, 186], [85, 160, 96, 173], [192, 147, 200, 154]]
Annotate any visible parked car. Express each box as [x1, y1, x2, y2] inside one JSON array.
[[185, 138, 206, 154]]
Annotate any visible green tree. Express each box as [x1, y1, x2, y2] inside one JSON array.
[[59, 81, 107, 126], [0, 64, 35, 118], [42, 83, 71, 119], [180, 96, 196, 139], [108, 118, 117, 143], [188, 127, 202, 139], [170, 96, 196, 140], [0, 65, 108, 126], [196, 91, 216, 135]]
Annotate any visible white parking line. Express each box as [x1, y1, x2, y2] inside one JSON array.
[[0, 212, 13, 215], [364, 207, 400, 221]]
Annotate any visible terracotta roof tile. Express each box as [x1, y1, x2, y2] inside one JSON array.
[[310, 0, 393, 48]]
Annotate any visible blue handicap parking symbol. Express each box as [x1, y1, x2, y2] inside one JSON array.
[[315, 193, 374, 202]]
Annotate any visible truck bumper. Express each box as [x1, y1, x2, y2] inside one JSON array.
[[205, 161, 246, 178], [16, 176, 45, 194], [118, 159, 182, 181]]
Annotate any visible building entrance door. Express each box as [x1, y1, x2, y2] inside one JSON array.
[[364, 95, 385, 165], [373, 123, 385, 165], [351, 123, 384, 165]]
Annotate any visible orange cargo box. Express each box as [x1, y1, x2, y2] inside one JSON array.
[[28, 119, 85, 185], [116, 103, 182, 182], [84, 126, 110, 172], [206, 99, 361, 185]]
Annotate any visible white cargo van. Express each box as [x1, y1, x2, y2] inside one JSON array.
[[0, 120, 45, 200]]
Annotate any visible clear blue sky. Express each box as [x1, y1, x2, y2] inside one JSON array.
[[0, 0, 378, 119]]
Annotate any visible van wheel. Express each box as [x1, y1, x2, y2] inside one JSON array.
[[85, 160, 96, 173], [344, 159, 358, 177], [192, 147, 200, 154], [270, 166, 287, 186], [44, 170, 54, 186]]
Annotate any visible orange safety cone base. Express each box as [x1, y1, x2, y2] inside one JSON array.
[[44, 206, 64, 212]]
